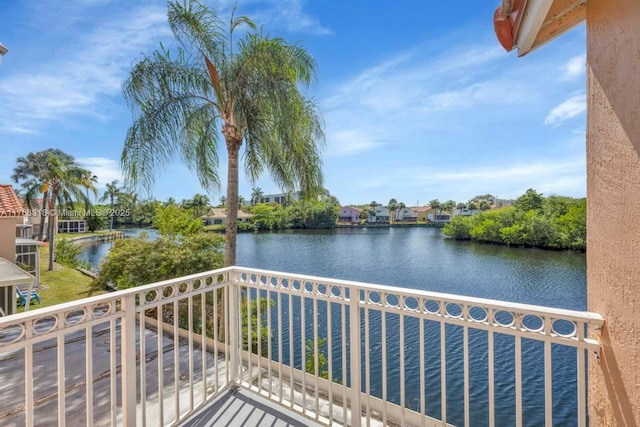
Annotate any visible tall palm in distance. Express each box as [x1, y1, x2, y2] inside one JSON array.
[[100, 180, 125, 231], [396, 201, 406, 223], [443, 200, 456, 218], [121, 0, 324, 266], [191, 193, 210, 218], [251, 187, 264, 206], [81, 171, 99, 209], [429, 199, 441, 222], [388, 198, 397, 224]]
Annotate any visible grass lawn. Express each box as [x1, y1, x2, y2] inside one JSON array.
[[20, 246, 103, 311]]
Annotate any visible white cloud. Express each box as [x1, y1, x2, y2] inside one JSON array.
[[326, 129, 381, 157], [0, 5, 170, 133], [560, 54, 586, 80], [544, 93, 586, 126], [251, 0, 331, 35], [77, 157, 123, 187]]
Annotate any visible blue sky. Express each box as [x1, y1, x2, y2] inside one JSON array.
[[0, 0, 586, 206]]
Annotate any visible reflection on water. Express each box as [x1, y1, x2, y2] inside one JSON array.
[[81, 227, 586, 425]]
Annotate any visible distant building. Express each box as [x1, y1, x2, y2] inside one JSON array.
[[58, 220, 87, 234], [203, 208, 253, 225], [368, 205, 389, 223], [395, 206, 418, 222], [493, 198, 515, 208], [338, 206, 361, 223], [260, 192, 300, 205]]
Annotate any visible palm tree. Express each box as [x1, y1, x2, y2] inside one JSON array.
[[396, 201, 406, 223], [191, 193, 210, 218], [388, 198, 397, 224], [429, 199, 441, 221], [443, 200, 456, 220], [238, 195, 246, 209], [81, 171, 99, 208], [479, 200, 491, 211], [219, 196, 227, 207], [100, 180, 124, 231], [165, 197, 177, 207], [251, 187, 264, 206], [12, 149, 74, 241], [467, 201, 478, 212], [121, 0, 324, 266], [14, 150, 92, 269]]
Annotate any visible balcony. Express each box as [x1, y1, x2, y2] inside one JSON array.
[[0, 267, 603, 426]]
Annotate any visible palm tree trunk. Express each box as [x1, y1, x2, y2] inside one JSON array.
[[224, 137, 240, 267], [48, 193, 57, 271], [109, 196, 114, 231], [37, 191, 49, 241]]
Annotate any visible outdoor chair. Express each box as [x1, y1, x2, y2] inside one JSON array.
[[16, 288, 41, 307]]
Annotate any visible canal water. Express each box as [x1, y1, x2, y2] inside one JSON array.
[[80, 227, 586, 426]]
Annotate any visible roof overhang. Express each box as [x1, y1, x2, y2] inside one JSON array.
[[494, 0, 586, 56], [0, 257, 34, 287]]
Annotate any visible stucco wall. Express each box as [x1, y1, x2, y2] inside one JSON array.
[[587, 0, 640, 424], [0, 217, 20, 261]]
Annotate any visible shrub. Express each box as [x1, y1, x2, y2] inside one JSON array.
[[55, 238, 83, 268]]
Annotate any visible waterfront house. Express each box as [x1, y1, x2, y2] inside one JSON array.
[[394, 206, 417, 222], [409, 206, 430, 222], [367, 205, 389, 223], [259, 192, 300, 205], [203, 208, 253, 225], [338, 206, 361, 223], [453, 207, 480, 217], [425, 207, 452, 222]]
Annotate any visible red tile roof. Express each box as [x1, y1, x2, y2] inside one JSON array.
[[0, 185, 26, 217]]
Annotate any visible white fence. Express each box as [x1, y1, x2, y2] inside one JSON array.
[[0, 267, 603, 426]]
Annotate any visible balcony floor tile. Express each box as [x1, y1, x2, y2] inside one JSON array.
[[180, 387, 323, 427]]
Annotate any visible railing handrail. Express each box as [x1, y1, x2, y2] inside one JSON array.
[[0, 266, 235, 326], [231, 266, 604, 325], [1, 265, 603, 327]]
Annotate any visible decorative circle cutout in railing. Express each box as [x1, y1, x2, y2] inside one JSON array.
[[522, 314, 544, 333], [494, 310, 515, 328], [33, 315, 59, 335], [551, 318, 577, 338], [0, 324, 25, 345]]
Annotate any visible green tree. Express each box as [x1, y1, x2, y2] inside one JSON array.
[[514, 188, 544, 212], [252, 204, 278, 230], [154, 204, 204, 239], [121, 0, 324, 266], [190, 193, 210, 218], [95, 233, 223, 290], [100, 180, 125, 231]]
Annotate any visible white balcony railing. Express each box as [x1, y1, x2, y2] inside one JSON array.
[[0, 267, 603, 426]]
